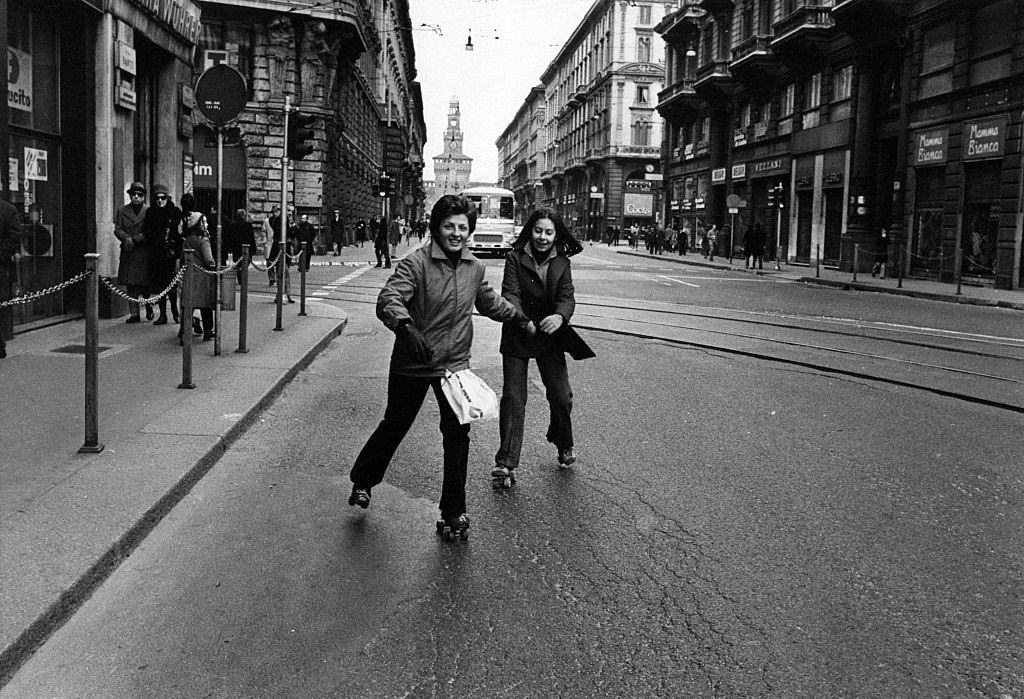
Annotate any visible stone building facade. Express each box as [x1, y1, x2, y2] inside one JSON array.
[[497, 0, 676, 240]]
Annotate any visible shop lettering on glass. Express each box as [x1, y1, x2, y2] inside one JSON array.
[[752, 158, 785, 175], [624, 192, 653, 216], [963, 116, 1007, 161], [128, 0, 201, 43], [711, 168, 727, 183], [913, 128, 947, 166], [7, 47, 33, 113]]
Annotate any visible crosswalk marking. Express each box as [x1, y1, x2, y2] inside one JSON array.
[[658, 274, 700, 288]]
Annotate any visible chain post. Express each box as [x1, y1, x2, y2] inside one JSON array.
[[853, 245, 859, 283], [79, 254, 104, 454], [298, 243, 307, 317], [815, 243, 820, 279], [237, 244, 249, 353], [955, 247, 963, 296], [898, 243, 904, 289], [179, 252, 196, 389]]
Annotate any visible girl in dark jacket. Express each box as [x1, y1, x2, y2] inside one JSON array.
[[492, 208, 591, 489]]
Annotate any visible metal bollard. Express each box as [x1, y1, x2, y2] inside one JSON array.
[[815, 243, 820, 278], [79, 254, 104, 453], [274, 242, 284, 332], [237, 244, 249, 354], [299, 242, 307, 317], [852, 245, 859, 283], [898, 244, 904, 288], [955, 247, 962, 296], [179, 252, 196, 389]]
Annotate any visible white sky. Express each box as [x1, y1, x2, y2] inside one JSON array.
[[409, 0, 595, 183]]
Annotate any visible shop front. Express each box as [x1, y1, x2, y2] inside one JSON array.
[[959, 115, 1007, 284], [909, 126, 947, 277], [623, 172, 655, 231]]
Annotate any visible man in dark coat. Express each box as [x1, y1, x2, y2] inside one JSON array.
[[143, 185, 181, 325], [295, 214, 316, 271], [374, 216, 391, 268], [329, 209, 345, 255], [0, 199, 21, 359], [114, 182, 152, 323]]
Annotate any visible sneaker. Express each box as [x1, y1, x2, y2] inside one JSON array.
[[557, 447, 576, 468], [348, 486, 370, 509]]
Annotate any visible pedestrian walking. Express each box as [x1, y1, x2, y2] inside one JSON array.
[[114, 182, 153, 323], [330, 210, 344, 255], [374, 216, 391, 268], [707, 224, 719, 261], [355, 217, 367, 247], [143, 185, 181, 326], [347, 194, 531, 541], [0, 198, 21, 359], [295, 214, 316, 271], [267, 207, 295, 303], [265, 206, 282, 286], [749, 220, 766, 270], [223, 208, 256, 282], [178, 193, 216, 342], [388, 215, 402, 258], [491, 208, 594, 490]]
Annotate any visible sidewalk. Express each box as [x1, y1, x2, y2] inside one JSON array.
[[0, 260, 356, 682], [614, 247, 1024, 311]]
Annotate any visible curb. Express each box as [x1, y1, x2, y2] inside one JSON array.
[[796, 277, 1024, 311], [0, 317, 348, 687], [615, 249, 734, 271]]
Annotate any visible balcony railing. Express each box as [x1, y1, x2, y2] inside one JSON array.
[[773, 2, 835, 43], [694, 60, 733, 89], [731, 34, 773, 67], [656, 77, 698, 109]]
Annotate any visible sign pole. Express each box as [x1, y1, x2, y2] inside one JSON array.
[[214, 125, 223, 356], [276, 96, 289, 331]]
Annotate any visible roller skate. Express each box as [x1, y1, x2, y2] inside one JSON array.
[[557, 447, 576, 470], [435, 513, 470, 541], [348, 486, 370, 509], [491, 466, 516, 490]]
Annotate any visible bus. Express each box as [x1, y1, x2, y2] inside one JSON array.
[[460, 185, 517, 256]]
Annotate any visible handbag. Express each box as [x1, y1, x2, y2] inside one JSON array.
[[441, 369, 499, 425]]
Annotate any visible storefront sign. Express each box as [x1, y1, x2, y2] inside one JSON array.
[[695, 197, 705, 210], [823, 171, 843, 186], [711, 168, 727, 183], [24, 147, 48, 181], [128, 0, 202, 44], [731, 163, 746, 180], [913, 127, 947, 166], [963, 116, 1007, 161], [7, 46, 33, 113], [624, 192, 653, 217], [193, 139, 246, 189], [9, 158, 19, 192], [750, 156, 789, 177], [116, 42, 136, 75], [117, 83, 137, 110]]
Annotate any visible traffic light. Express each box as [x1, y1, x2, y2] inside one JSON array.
[[775, 183, 785, 209], [378, 174, 389, 197], [287, 110, 316, 160]]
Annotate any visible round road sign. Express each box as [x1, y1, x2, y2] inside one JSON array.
[[194, 64, 247, 126]]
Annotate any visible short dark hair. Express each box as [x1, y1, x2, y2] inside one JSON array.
[[429, 194, 477, 237], [180, 192, 196, 213]]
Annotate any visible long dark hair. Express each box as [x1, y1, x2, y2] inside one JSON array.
[[429, 194, 478, 237], [512, 208, 583, 257]]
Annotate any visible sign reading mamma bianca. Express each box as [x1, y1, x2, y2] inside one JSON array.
[[963, 116, 1007, 161], [913, 127, 948, 166]]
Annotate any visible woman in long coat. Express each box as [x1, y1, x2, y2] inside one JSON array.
[[144, 184, 181, 325], [491, 208, 593, 489], [114, 182, 152, 322], [178, 193, 216, 342]]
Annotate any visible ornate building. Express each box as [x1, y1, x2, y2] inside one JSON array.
[[192, 0, 425, 240], [498, 0, 676, 239], [657, 0, 1024, 289]]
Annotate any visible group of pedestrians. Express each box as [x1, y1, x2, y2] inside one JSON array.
[[347, 195, 593, 541], [114, 182, 257, 342]]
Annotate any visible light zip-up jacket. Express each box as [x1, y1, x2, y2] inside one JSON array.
[[377, 239, 526, 377]]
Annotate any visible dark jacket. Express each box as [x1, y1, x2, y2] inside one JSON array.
[[1, 200, 21, 342], [114, 202, 150, 286], [499, 246, 581, 359], [181, 212, 216, 309], [223, 219, 256, 262], [144, 203, 182, 288], [376, 240, 526, 377]]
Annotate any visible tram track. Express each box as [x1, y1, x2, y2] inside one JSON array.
[[270, 287, 1024, 414]]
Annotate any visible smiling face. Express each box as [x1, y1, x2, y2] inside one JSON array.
[[530, 218, 556, 255], [436, 214, 470, 254]]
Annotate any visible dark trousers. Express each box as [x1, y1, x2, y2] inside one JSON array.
[[495, 353, 573, 471], [374, 245, 391, 267], [350, 374, 470, 518]]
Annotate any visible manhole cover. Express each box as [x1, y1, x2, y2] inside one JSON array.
[[51, 344, 113, 354]]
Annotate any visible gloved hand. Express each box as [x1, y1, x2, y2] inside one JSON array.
[[398, 322, 433, 363], [121, 237, 134, 252]]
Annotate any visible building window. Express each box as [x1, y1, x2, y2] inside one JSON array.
[[833, 65, 852, 101], [637, 36, 652, 63], [920, 21, 955, 99], [635, 85, 649, 104], [638, 4, 652, 25], [969, 0, 1013, 86], [739, 103, 751, 128], [741, 1, 755, 38], [780, 83, 795, 116], [805, 73, 822, 110], [632, 119, 652, 146], [197, 22, 256, 98]]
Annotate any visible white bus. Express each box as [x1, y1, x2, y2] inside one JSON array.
[[460, 186, 517, 256]]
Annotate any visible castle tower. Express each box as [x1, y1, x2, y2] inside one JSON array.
[[432, 96, 473, 198]]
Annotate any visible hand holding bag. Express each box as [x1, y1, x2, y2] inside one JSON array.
[[441, 369, 499, 424]]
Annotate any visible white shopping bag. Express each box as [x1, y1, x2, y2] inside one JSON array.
[[441, 369, 499, 424]]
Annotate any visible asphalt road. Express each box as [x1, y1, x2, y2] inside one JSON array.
[[4, 249, 1022, 698]]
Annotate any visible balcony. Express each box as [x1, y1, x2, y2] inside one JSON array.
[[656, 77, 700, 120], [831, 0, 912, 42], [771, 2, 836, 60], [731, 34, 778, 78], [699, 0, 733, 16], [656, 1, 705, 47], [693, 60, 738, 97]]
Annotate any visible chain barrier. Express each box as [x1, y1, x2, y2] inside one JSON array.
[[249, 250, 282, 272], [906, 249, 943, 262], [0, 270, 92, 308], [286, 250, 305, 263], [99, 265, 187, 306], [962, 255, 995, 273], [193, 258, 240, 277]]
